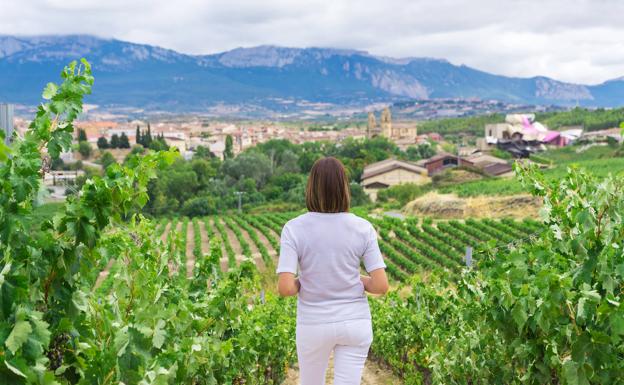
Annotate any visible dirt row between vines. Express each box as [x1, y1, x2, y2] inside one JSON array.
[[185, 221, 195, 278], [282, 353, 401, 385]]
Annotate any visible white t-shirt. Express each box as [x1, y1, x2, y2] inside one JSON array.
[[276, 212, 386, 324]]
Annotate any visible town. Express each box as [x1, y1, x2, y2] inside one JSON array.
[[2, 102, 622, 204]]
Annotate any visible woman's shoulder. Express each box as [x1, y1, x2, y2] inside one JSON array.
[[345, 213, 374, 228], [284, 212, 373, 229]]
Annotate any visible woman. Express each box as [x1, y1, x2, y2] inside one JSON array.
[[276, 157, 389, 385]]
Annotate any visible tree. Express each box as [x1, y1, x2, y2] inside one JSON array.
[[349, 182, 370, 207], [77, 128, 87, 142], [135, 125, 141, 146], [181, 195, 218, 217], [99, 151, 116, 169], [149, 137, 168, 152], [110, 133, 120, 148], [224, 135, 234, 159], [275, 149, 300, 175], [78, 140, 92, 159], [51, 157, 65, 170], [262, 172, 304, 201], [221, 151, 272, 188], [144, 123, 153, 147], [119, 132, 130, 149], [405, 143, 436, 161], [194, 145, 213, 159], [97, 136, 109, 149]]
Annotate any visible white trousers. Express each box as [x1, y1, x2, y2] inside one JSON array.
[[296, 319, 373, 385]]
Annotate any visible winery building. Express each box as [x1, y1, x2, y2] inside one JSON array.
[[361, 159, 430, 201]]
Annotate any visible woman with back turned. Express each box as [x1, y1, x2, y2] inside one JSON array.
[[276, 157, 389, 385]]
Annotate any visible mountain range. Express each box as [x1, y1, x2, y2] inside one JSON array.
[[0, 34, 622, 116]]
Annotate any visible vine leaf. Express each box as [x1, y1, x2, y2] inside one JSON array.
[[4, 360, 27, 378], [42, 82, 58, 100], [152, 319, 166, 349], [5, 320, 32, 354]]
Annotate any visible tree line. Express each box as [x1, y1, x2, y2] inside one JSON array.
[[144, 137, 436, 217]]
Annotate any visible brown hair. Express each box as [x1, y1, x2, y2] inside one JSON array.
[[306, 157, 350, 213]]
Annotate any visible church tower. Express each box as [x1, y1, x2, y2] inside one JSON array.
[[380, 107, 392, 138], [367, 112, 377, 138]]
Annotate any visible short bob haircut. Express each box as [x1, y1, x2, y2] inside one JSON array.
[[306, 157, 350, 213]]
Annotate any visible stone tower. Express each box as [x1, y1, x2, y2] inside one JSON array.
[[380, 107, 392, 138], [367, 112, 377, 138]]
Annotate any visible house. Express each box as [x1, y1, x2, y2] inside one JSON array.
[[164, 137, 187, 154], [361, 159, 430, 201], [416, 153, 473, 175], [466, 154, 513, 177]]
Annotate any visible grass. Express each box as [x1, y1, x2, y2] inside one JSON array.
[[30, 202, 65, 226], [539, 144, 620, 163], [440, 156, 624, 197]]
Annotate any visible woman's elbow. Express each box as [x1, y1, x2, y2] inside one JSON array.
[[277, 283, 297, 297], [377, 281, 390, 295], [278, 286, 292, 297]]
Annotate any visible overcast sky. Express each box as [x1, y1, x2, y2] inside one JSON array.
[[2, 0, 623, 84]]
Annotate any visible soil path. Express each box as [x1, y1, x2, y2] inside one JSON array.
[[94, 259, 116, 289], [222, 220, 243, 255], [185, 221, 195, 278], [160, 221, 171, 242], [198, 220, 210, 255], [237, 225, 267, 271], [254, 227, 278, 258], [282, 355, 400, 385]]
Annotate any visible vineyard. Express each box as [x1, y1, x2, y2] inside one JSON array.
[[2, 60, 623, 385], [118, 214, 544, 285]]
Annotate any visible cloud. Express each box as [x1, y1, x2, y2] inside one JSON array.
[[1, 0, 623, 84]]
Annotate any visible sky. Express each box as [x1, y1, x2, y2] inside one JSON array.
[[2, 0, 623, 85]]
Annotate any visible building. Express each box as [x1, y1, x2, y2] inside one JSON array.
[[361, 159, 430, 201], [416, 152, 513, 177], [416, 153, 469, 175], [74, 121, 119, 144], [164, 137, 187, 153], [366, 107, 418, 147], [380, 107, 392, 137], [367, 112, 377, 138], [0, 103, 14, 145], [484, 114, 572, 147], [43, 170, 86, 187], [465, 153, 513, 177]]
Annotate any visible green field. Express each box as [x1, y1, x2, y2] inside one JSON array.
[[440, 147, 624, 197]]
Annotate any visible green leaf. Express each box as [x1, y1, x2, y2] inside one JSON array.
[[563, 360, 580, 385], [114, 326, 129, 357], [0, 261, 11, 286], [5, 320, 32, 354], [152, 320, 166, 349], [511, 302, 528, 329], [611, 315, 624, 336], [42, 82, 58, 100], [4, 360, 27, 378]]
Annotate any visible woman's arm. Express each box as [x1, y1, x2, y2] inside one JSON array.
[[361, 268, 389, 295], [278, 272, 300, 297]]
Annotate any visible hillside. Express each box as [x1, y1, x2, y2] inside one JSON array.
[[1, 35, 623, 115]]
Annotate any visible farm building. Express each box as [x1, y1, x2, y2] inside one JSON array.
[[415, 153, 470, 175], [466, 153, 513, 177], [361, 159, 430, 201], [416, 152, 513, 177]]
